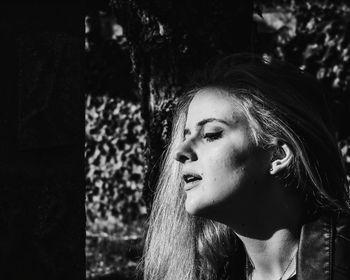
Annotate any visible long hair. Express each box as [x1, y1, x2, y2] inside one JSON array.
[[142, 53, 350, 280]]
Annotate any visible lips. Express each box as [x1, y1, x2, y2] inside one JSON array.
[[182, 172, 202, 191]]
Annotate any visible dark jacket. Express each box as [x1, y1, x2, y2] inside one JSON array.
[[297, 213, 350, 280]]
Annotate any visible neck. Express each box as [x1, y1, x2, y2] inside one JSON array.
[[231, 184, 304, 279], [239, 229, 299, 280]]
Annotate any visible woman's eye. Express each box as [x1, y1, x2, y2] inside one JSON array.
[[203, 131, 223, 142]]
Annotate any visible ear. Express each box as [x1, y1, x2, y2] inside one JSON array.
[[270, 144, 293, 175]]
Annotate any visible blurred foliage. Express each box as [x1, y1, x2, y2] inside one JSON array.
[[86, 96, 147, 279], [86, 95, 147, 227]]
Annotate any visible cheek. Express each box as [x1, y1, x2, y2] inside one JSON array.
[[212, 144, 250, 172], [205, 148, 244, 187], [204, 144, 262, 194]]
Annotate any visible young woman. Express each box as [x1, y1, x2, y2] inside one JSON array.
[[142, 54, 350, 280]]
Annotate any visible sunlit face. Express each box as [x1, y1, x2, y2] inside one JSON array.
[[174, 88, 273, 222]]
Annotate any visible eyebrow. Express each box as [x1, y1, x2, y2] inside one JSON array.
[[184, 118, 230, 137]]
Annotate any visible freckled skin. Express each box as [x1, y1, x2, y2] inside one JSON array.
[[175, 89, 273, 225]]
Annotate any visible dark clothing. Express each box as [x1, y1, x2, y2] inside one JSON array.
[[228, 212, 350, 280], [297, 213, 350, 280]]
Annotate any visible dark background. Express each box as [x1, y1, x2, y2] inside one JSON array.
[[0, 2, 84, 280]]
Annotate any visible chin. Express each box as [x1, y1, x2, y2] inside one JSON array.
[[185, 196, 234, 223], [185, 199, 204, 216], [184, 198, 214, 218]]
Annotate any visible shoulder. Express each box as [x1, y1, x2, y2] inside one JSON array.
[[333, 212, 350, 278], [335, 212, 350, 238]]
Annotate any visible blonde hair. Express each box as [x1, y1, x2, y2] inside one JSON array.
[[142, 54, 350, 280]]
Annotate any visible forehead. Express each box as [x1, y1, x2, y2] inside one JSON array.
[[186, 88, 243, 126]]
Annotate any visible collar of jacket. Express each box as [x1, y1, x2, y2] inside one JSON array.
[[297, 212, 350, 280], [297, 214, 334, 280]]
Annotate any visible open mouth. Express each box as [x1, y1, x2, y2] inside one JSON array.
[[183, 173, 202, 190], [183, 174, 202, 183]]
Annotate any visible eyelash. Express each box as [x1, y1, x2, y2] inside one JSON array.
[[203, 131, 223, 142]]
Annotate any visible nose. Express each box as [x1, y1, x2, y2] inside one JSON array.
[[174, 140, 198, 164]]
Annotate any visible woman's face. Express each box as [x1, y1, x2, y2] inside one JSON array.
[[174, 88, 273, 222]]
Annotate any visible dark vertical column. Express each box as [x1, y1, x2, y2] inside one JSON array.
[[0, 2, 84, 280]]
